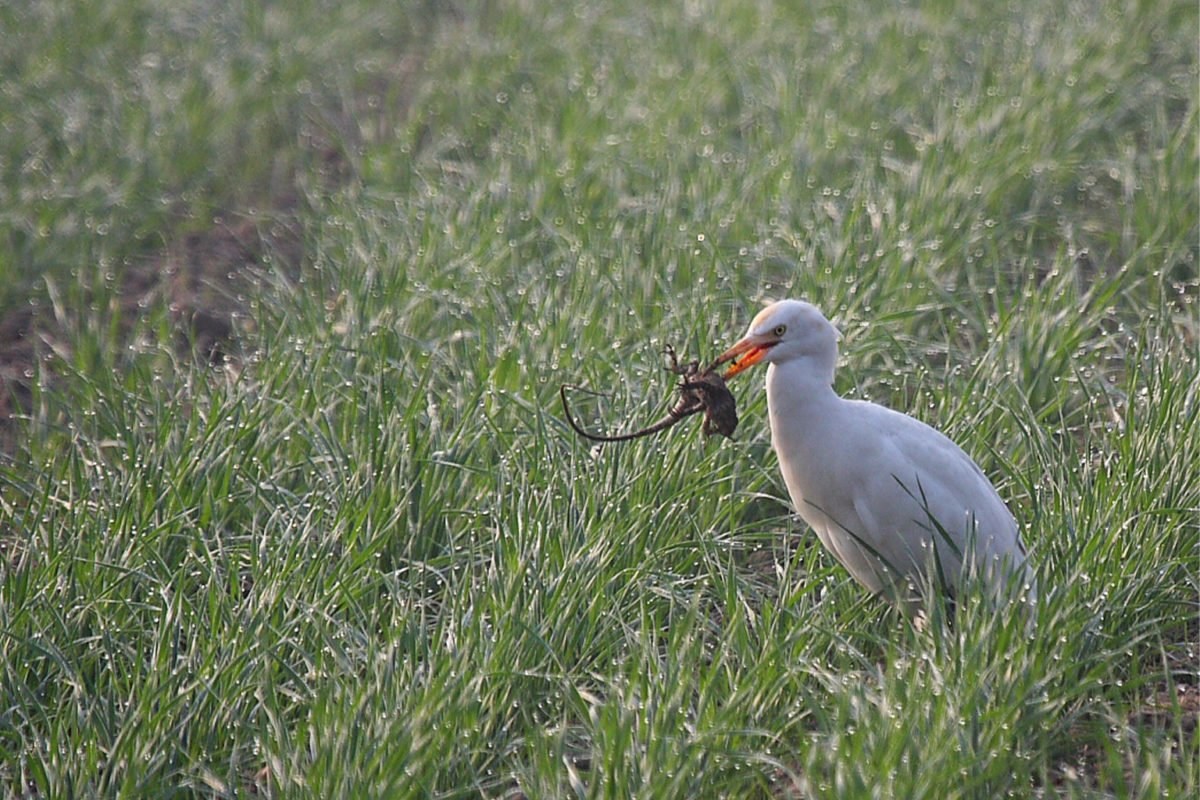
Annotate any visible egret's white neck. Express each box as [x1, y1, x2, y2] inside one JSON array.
[[765, 358, 839, 421], [764, 359, 841, 474], [766, 354, 837, 397]]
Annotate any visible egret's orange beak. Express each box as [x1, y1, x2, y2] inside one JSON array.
[[712, 336, 776, 379]]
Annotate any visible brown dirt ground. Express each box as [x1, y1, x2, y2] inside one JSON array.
[[0, 212, 304, 454], [0, 43, 420, 458]]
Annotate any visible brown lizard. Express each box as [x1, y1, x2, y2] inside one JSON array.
[[560, 345, 738, 442]]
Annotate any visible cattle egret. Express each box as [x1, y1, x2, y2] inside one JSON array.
[[714, 300, 1036, 612]]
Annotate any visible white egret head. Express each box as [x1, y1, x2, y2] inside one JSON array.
[[715, 300, 840, 384]]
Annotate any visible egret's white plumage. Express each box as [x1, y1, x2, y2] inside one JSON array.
[[716, 300, 1036, 610]]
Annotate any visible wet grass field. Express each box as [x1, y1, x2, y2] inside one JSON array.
[[1, 1, 1196, 796]]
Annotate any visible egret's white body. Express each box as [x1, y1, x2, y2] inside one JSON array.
[[716, 300, 1035, 608]]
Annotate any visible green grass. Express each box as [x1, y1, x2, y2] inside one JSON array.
[[2, 0, 1197, 797]]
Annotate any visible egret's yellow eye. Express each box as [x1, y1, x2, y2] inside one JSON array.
[[773, 324, 787, 337]]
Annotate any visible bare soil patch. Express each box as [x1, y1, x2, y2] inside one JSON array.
[[0, 211, 304, 454]]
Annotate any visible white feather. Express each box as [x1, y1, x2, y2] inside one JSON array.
[[725, 300, 1036, 609]]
